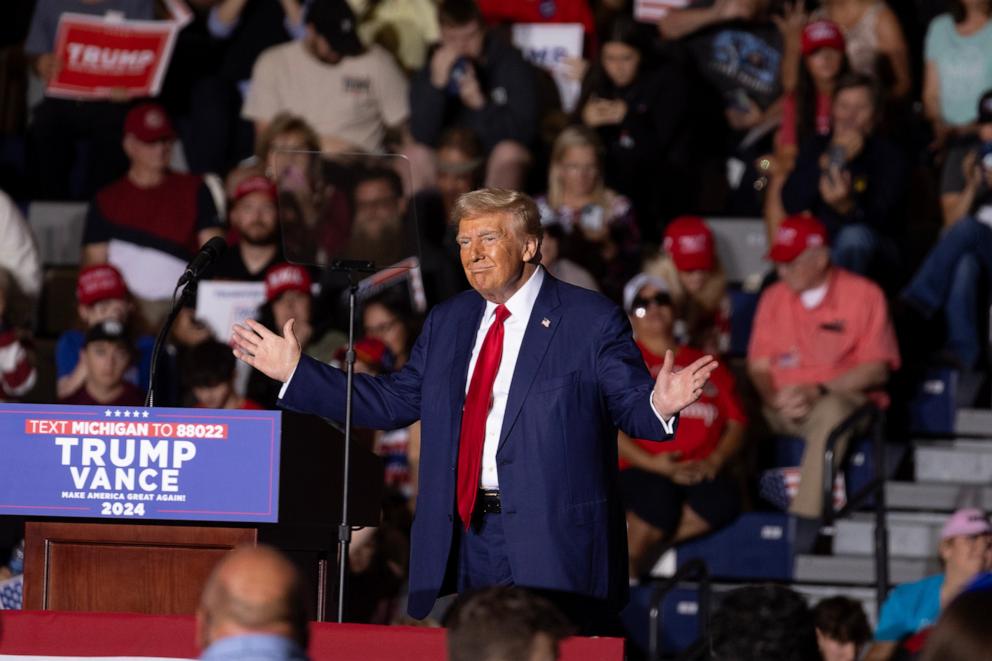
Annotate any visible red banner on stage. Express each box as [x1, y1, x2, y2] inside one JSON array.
[[47, 13, 180, 100]]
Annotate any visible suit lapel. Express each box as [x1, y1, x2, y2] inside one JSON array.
[[449, 294, 485, 464], [497, 275, 562, 452]]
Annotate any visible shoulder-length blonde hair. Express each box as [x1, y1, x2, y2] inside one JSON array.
[[547, 126, 607, 210]]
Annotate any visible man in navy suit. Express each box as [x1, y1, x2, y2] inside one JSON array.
[[232, 189, 717, 624]]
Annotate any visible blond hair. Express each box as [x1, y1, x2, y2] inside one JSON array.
[[547, 126, 607, 210], [451, 188, 544, 239]]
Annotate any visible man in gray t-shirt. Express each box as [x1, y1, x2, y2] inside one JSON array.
[[24, 0, 154, 201]]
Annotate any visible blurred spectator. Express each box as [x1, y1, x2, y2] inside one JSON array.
[[781, 73, 909, 277], [334, 334, 420, 503], [924, 0, 992, 226], [920, 576, 992, 661], [349, 166, 461, 303], [60, 319, 144, 406], [747, 215, 899, 539], [248, 263, 343, 406], [0, 271, 36, 402], [539, 223, 599, 292], [361, 291, 421, 370], [646, 215, 731, 355], [243, 0, 410, 155], [409, 0, 538, 190], [346, 521, 409, 624], [445, 586, 573, 661], [618, 273, 744, 579], [813, 596, 872, 661], [412, 127, 483, 294], [185, 340, 263, 410], [0, 189, 42, 325], [173, 174, 283, 348], [766, 19, 851, 233], [707, 584, 819, 661], [182, 0, 304, 173], [242, 113, 352, 265], [24, 0, 153, 200], [347, 167, 412, 267], [780, 20, 850, 154], [899, 92, 992, 371], [56, 265, 153, 400], [81, 103, 224, 325], [659, 0, 784, 136], [812, 0, 912, 99], [347, 0, 440, 71], [536, 125, 640, 301], [865, 508, 992, 661], [196, 545, 309, 661], [579, 15, 689, 232]]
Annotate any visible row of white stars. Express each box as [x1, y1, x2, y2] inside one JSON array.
[[103, 409, 150, 418]]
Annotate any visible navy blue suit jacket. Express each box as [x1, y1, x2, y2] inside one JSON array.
[[280, 274, 676, 619]]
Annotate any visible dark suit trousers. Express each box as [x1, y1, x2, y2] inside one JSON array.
[[455, 511, 623, 637]]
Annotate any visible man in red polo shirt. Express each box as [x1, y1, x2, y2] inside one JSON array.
[[81, 103, 224, 325], [747, 214, 899, 534]]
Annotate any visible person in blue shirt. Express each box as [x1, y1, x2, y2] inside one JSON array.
[[864, 508, 992, 661], [197, 545, 309, 661]]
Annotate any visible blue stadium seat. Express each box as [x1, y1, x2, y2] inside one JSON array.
[[674, 512, 793, 581]]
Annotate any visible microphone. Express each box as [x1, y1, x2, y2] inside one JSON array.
[[178, 236, 227, 286]]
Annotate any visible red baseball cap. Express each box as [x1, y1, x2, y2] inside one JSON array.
[[76, 264, 128, 306], [124, 103, 176, 143], [802, 20, 845, 56], [264, 263, 312, 302], [768, 214, 829, 263], [233, 175, 278, 206], [663, 216, 715, 271]]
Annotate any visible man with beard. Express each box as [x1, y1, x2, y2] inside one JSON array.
[[174, 175, 284, 347], [347, 167, 461, 303]]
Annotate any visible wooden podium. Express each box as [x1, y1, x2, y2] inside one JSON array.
[[18, 412, 384, 619]]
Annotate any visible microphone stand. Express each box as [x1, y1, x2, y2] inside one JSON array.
[[145, 281, 194, 407], [328, 259, 375, 624]]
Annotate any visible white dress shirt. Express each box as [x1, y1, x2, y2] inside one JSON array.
[[468, 266, 546, 489]]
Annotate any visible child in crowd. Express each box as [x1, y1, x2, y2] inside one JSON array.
[[56, 265, 153, 399], [813, 596, 871, 661], [185, 340, 263, 410], [60, 320, 145, 406], [0, 271, 36, 401]]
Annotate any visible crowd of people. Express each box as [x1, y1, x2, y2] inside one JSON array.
[[2, 0, 992, 657]]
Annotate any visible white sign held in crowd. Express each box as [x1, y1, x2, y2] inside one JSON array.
[[194, 281, 267, 344], [511, 23, 584, 114]]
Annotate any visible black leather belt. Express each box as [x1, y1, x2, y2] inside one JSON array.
[[477, 490, 501, 514]]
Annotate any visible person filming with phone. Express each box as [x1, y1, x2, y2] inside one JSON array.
[[780, 73, 909, 280]]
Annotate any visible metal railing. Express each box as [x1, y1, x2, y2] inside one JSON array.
[[648, 557, 711, 661], [818, 402, 889, 613]]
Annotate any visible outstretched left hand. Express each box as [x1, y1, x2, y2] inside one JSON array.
[[651, 350, 718, 419]]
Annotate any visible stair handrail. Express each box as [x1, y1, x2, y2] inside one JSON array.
[[818, 402, 889, 614], [648, 557, 711, 661]]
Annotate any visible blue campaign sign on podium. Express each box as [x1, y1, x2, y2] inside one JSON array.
[[0, 404, 281, 523]]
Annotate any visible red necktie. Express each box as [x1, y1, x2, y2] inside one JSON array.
[[457, 304, 511, 528]]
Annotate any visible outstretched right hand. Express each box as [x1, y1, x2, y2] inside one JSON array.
[[231, 318, 301, 383]]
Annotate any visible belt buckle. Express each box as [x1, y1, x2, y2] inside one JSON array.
[[478, 490, 501, 514]]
